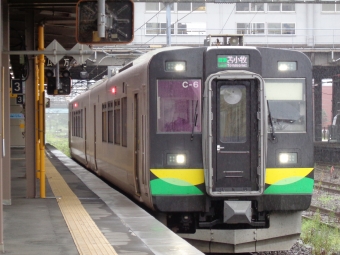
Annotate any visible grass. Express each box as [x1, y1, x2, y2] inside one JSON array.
[[318, 194, 333, 205], [45, 133, 70, 157], [301, 210, 340, 255]]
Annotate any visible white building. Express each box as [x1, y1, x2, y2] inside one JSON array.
[[130, 2, 340, 48]]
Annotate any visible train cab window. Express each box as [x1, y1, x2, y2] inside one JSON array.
[[265, 78, 306, 133], [157, 79, 201, 133], [219, 85, 246, 143]]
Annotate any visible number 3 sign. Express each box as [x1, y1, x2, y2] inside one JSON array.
[[11, 79, 23, 94], [16, 95, 24, 105]]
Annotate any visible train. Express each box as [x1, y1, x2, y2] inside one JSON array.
[[69, 46, 314, 253]]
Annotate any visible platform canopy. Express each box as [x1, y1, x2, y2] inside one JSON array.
[[7, 0, 340, 3]]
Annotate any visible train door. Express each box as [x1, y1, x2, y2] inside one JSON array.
[[203, 71, 266, 196], [134, 93, 141, 196], [93, 104, 98, 171]]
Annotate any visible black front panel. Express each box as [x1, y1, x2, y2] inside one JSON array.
[[258, 48, 314, 170], [148, 48, 206, 170]]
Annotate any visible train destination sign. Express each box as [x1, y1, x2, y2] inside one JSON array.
[[217, 55, 249, 68]]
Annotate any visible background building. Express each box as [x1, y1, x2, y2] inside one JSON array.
[[130, 3, 340, 48]]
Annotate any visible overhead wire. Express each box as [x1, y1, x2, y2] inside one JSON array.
[[142, 5, 199, 46], [219, 4, 236, 34]]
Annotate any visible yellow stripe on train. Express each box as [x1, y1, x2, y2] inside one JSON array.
[[151, 169, 204, 186], [265, 168, 314, 185]]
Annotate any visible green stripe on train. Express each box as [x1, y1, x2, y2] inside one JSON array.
[[264, 177, 314, 194], [150, 178, 204, 195]]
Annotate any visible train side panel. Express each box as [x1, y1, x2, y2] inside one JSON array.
[[69, 91, 90, 167]]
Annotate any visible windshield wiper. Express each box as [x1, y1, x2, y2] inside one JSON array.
[[267, 101, 276, 141], [191, 100, 199, 141]]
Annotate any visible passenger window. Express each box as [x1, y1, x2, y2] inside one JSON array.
[[157, 79, 201, 133], [122, 97, 127, 147], [114, 99, 121, 144], [108, 101, 113, 143], [265, 78, 306, 133], [102, 103, 107, 142]]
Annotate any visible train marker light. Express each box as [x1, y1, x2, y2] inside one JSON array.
[[74, 102, 78, 108], [111, 87, 117, 94]]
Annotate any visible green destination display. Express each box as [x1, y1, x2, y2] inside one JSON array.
[[217, 55, 249, 68]]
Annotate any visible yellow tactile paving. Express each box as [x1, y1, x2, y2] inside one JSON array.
[[45, 157, 119, 255]]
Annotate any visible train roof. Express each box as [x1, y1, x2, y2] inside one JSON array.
[[119, 46, 190, 72]]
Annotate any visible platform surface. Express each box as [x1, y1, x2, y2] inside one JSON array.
[[4, 145, 204, 255]]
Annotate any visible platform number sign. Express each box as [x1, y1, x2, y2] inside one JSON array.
[[16, 95, 24, 105], [11, 79, 23, 94]]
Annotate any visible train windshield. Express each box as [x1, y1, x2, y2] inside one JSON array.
[[157, 79, 202, 133], [265, 78, 306, 133]]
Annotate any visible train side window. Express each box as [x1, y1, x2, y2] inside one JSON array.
[[122, 97, 128, 147], [114, 99, 121, 145], [72, 110, 83, 138], [74, 111, 77, 137], [102, 103, 107, 142], [108, 101, 114, 143], [72, 111, 75, 136], [80, 109, 83, 138], [157, 79, 202, 133], [265, 78, 306, 133]]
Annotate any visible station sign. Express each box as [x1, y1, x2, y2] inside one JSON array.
[[16, 95, 24, 105], [11, 79, 24, 94], [10, 113, 24, 119]]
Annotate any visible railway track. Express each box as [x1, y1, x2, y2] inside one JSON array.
[[308, 205, 340, 219], [314, 179, 340, 195]]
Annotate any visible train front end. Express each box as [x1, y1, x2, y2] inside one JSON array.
[[148, 47, 314, 253]]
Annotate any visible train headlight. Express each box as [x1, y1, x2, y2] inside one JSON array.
[[167, 154, 187, 165], [165, 61, 186, 72], [278, 61, 297, 71], [279, 152, 298, 164]]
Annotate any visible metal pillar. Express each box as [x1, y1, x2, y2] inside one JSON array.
[[2, 0, 10, 206], [25, 10, 36, 198], [98, 0, 106, 38], [38, 25, 46, 198], [0, 0, 6, 252], [306, 4, 314, 47], [166, 3, 171, 47], [314, 77, 322, 141]]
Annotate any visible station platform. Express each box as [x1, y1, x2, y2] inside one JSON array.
[[4, 145, 204, 255]]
